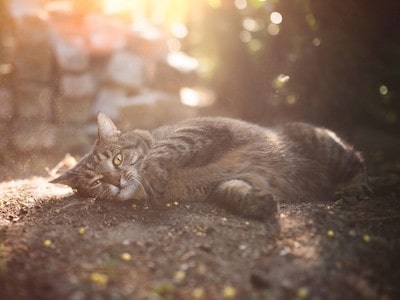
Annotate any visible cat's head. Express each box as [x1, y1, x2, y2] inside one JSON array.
[[50, 112, 153, 201]]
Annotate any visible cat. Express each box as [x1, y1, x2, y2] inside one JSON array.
[[50, 112, 368, 220]]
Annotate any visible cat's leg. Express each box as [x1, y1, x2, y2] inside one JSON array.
[[210, 179, 278, 220], [140, 159, 169, 207], [335, 168, 372, 200], [141, 123, 238, 207]]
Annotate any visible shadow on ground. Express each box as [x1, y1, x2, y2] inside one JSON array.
[[0, 175, 399, 300]]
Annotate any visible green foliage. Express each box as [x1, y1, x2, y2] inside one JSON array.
[[187, 0, 400, 130]]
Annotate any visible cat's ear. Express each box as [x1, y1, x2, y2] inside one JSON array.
[[49, 169, 77, 188], [97, 112, 121, 142]]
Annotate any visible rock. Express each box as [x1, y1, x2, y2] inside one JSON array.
[[13, 15, 53, 82], [149, 52, 198, 92], [92, 87, 128, 120], [60, 73, 96, 98], [15, 84, 53, 120], [129, 23, 169, 60], [0, 123, 9, 152], [55, 126, 93, 154], [54, 95, 93, 124], [14, 15, 49, 46], [14, 45, 53, 83], [0, 87, 13, 122], [119, 90, 198, 130], [84, 14, 128, 55], [51, 30, 90, 72], [9, 0, 43, 18], [107, 51, 144, 91], [11, 122, 56, 152]]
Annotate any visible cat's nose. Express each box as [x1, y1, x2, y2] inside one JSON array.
[[104, 171, 121, 188]]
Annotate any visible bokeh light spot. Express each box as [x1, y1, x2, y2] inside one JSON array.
[[240, 30, 252, 43], [171, 23, 188, 39], [243, 18, 259, 32], [234, 0, 247, 10], [379, 85, 388, 95], [267, 24, 280, 36], [270, 12, 283, 25], [312, 37, 321, 47]]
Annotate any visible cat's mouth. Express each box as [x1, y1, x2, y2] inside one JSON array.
[[114, 181, 141, 201]]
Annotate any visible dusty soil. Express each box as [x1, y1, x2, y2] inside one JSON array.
[[0, 152, 399, 300]]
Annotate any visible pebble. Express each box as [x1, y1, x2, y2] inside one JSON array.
[[222, 286, 237, 298]]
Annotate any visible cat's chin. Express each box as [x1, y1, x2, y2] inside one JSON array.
[[115, 184, 138, 201]]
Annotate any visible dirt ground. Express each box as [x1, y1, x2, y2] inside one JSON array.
[[0, 148, 399, 300]]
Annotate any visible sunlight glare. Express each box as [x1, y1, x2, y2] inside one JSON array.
[[167, 52, 199, 73], [103, 0, 136, 15], [180, 87, 216, 107], [208, 0, 221, 9], [267, 23, 280, 36], [272, 74, 290, 89], [278, 74, 290, 83], [270, 12, 283, 25], [171, 23, 188, 39]]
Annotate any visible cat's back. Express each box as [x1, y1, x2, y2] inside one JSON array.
[[277, 122, 364, 184], [151, 116, 269, 143]]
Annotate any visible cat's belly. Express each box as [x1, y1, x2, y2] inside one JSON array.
[[163, 168, 217, 203]]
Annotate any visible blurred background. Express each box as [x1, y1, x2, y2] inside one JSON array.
[[0, 0, 399, 179]]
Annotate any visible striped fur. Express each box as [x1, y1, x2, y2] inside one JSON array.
[[51, 113, 367, 220]]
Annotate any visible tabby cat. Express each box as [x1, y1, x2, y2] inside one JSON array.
[[51, 112, 367, 220]]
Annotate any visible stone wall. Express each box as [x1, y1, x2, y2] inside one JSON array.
[[0, 5, 202, 156]]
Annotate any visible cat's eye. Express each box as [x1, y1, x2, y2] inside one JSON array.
[[91, 179, 101, 187], [113, 153, 123, 167]]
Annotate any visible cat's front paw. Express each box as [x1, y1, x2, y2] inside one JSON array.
[[141, 160, 169, 208]]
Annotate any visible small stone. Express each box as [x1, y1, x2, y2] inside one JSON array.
[[296, 287, 310, 299], [362, 234, 371, 243], [78, 227, 86, 235], [120, 252, 132, 262], [174, 270, 186, 282], [43, 239, 52, 248], [327, 230, 335, 238], [90, 272, 109, 286], [222, 286, 237, 298], [192, 288, 205, 299]]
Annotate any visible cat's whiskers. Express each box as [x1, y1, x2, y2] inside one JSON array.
[[131, 176, 145, 192]]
